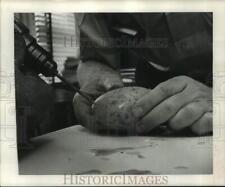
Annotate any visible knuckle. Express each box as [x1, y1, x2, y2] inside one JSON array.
[[180, 75, 192, 81], [163, 101, 174, 113], [158, 76, 189, 95], [172, 75, 191, 83], [185, 102, 201, 114], [190, 84, 211, 100], [193, 101, 210, 114], [192, 87, 210, 99], [158, 83, 170, 96], [192, 91, 204, 99]]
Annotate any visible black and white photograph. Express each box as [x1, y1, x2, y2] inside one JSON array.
[[2, 0, 225, 185], [14, 12, 213, 175]]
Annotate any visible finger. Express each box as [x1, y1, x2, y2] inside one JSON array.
[[101, 72, 124, 91], [98, 78, 123, 93], [73, 93, 95, 128], [190, 112, 212, 135], [142, 87, 200, 125], [135, 89, 194, 133], [133, 76, 188, 119], [168, 101, 210, 131]]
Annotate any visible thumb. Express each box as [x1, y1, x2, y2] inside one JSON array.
[[73, 93, 94, 128], [101, 76, 124, 92]]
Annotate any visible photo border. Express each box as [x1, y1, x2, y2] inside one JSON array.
[[1, 0, 225, 185]]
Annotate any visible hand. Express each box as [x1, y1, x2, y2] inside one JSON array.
[[133, 76, 212, 135], [73, 61, 123, 130]]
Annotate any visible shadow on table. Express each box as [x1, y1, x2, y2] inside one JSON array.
[[80, 124, 212, 138], [18, 137, 53, 161]]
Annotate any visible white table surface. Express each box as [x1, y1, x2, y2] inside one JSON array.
[[19, 125, 212, 174]]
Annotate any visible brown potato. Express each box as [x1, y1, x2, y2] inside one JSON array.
[[91, 87, 148, 134]]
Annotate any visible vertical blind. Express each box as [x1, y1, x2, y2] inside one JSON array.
[[34, 13, 51, 52], [34, 13, 53, 83], [51, 13, 80, 82], [34, 13, 79, 83]]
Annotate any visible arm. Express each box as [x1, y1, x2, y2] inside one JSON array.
[[73, 14, 123, 129]]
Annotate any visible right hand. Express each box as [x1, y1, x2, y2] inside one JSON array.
[[73, 61, 123, 130], [133, 76, 212, 135]]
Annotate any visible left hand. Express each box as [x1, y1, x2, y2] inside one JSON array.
[[133, 76, 212, 135]]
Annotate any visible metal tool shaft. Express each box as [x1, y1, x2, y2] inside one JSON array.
[[55, 72, 94, 104]]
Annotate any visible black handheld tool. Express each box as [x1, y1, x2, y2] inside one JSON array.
[[14, 17, 93, 104]]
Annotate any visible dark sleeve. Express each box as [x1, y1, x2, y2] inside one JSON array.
[[165, 13, 212, 86], [133, 13, 212, 87], [77, 13, 121, 70]]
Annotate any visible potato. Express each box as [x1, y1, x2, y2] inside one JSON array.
[[91, 86, 148, 134]]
